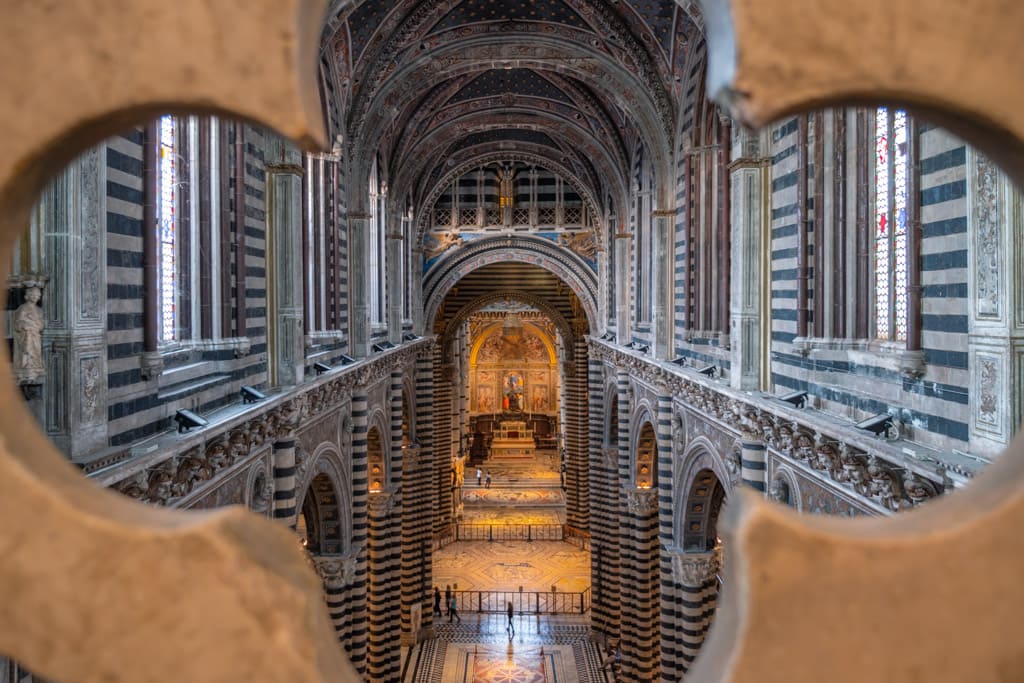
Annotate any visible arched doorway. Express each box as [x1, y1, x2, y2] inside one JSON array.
[[297, 473, 344, 555]]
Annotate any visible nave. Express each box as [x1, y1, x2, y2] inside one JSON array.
[[406, 455, 607, 683]]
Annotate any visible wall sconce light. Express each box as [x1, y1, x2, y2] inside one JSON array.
[[855, 413, 896, 438], [338, 354, 356, 365], [174, 409, 208, 433], [314, 361, 332, 375], [778, 390, 808, 408], [240, 385, 266, 404], [697, 366, 717, 378]]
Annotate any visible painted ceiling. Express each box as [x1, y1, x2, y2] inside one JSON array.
[[321, 0, 707, 332]]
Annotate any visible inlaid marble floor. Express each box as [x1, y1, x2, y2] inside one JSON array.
[[404, 451, 605, 682]]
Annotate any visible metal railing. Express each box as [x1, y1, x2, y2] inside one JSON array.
[[454, 587, 590, 615], [434, 523, 593, 548], [455, 523, 564, 542]]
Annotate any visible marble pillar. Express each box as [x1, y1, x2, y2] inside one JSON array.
[[348, 213, 370, 358], [266, 141, 306, 387], [652, 209, 675, 360], [39, 147, 108, 459], [615, 231, 632, 345], [729, 128, 768, 391]]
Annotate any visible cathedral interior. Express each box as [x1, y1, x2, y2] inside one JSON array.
[[2, 0, 1024, 681]]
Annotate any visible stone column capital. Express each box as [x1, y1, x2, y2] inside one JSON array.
[[368, 491, 395, 518], [625, 488, 658, 516], [669, 547, 723, 587], [314, 553, 358, 590]]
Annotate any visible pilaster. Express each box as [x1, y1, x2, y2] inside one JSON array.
[[729, 128, 768, 392], [39, 146, 108, 459], [267, 141, 305, 388]]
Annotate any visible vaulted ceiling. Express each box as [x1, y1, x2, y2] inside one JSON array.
[[322, 0, 703, 216], [319, 0, 707, 339]]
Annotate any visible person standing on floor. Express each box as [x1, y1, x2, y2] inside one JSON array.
[[445, 584, 452, 620], [433, 586, 442, 617], [449, 593, 461, 624], [506, 601, 515, 636], [476, 467, 482, 487], [485, 471, 492, 489]]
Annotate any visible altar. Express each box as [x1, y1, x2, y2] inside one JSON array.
[[489, 420, 536, 460]]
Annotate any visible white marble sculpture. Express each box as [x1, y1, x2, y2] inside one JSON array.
[[13, 286, 44, 385]]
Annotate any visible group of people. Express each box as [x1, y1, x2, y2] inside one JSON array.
[[475, 467, 492, 488], [432, 586, 516, 638], [433, 585, 461, 624]]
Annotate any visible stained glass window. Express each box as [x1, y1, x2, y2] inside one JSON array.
[[874, 108, 909, 341], [158, 115, 177, 342]]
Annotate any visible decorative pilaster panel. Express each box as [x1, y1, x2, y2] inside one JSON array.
[[652, 210, 674, 359], [348, 390, 370, 675], [967, 149, 1021, 458], [729, 140, 767, 392], [40, 146, 108, 459], [620, 488, 660, 682], [267, 151, 305, 387], [367, 492, 400, 683], [615, 231, 632, 344], [565, 338, 590, 529], [669, 549, 722, 675], [348, 214, 370, 357], [386, 220, 403, 345]]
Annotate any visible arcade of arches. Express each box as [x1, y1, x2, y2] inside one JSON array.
[[2, 0, 1019, 681]]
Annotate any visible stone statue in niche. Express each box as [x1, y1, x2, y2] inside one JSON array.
[[13, 286, 45, 385]]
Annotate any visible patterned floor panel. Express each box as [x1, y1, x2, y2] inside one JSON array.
[[407, 616, 608, 683]]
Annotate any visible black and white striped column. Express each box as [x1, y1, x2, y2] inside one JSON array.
[[656, 387, 683, 682], [587, 355, 619, 639], [741, 435, 767, 492], [671, 550, 721, 674], [347, 390, 370, 675], [272, 414, 297, 525], [413, 350, 436, 631], [432, 344, 453, 533], [367, 371, 404, 681], [619, 488, 660, 681], [367, 490, 400, 682], [565, 338, 590, 530]]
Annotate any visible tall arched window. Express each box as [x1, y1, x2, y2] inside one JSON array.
[[158, 115, 178, 342], [874, 107, 910, 341]]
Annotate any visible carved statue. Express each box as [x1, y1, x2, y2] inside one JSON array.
[[13, 286, 45, 385], [251, 472, 273, 513], [769, 477, 790, 504]]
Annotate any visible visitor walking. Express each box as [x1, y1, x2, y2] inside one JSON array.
[[485, 471, 492, 489], [476, 467, 482, 487], [448, 593, 461, 624], [506, 601, 515, 637], [445, 584, 452, 620], [433, 586, 442, 617]]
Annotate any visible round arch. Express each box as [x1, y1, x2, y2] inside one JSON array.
[[423, 236, 599, 334], [367, 409, 390, 493], [296, 444, 353, 554], [439, 290, 576, 360], [674, 438, 732, 551], [411, 151, 608, 248]]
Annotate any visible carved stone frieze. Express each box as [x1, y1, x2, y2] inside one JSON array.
[[586, 338, 950, 514]]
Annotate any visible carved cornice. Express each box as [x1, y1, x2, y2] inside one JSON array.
[[368, 491, 395, 518], [99, 338, 436, 505], [588, 337, 955, 514]]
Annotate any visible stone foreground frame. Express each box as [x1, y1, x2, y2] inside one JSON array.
[[0, 1, 358, 682], [0, 1, 1022, 682], [691, 0, 1024, 682]]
